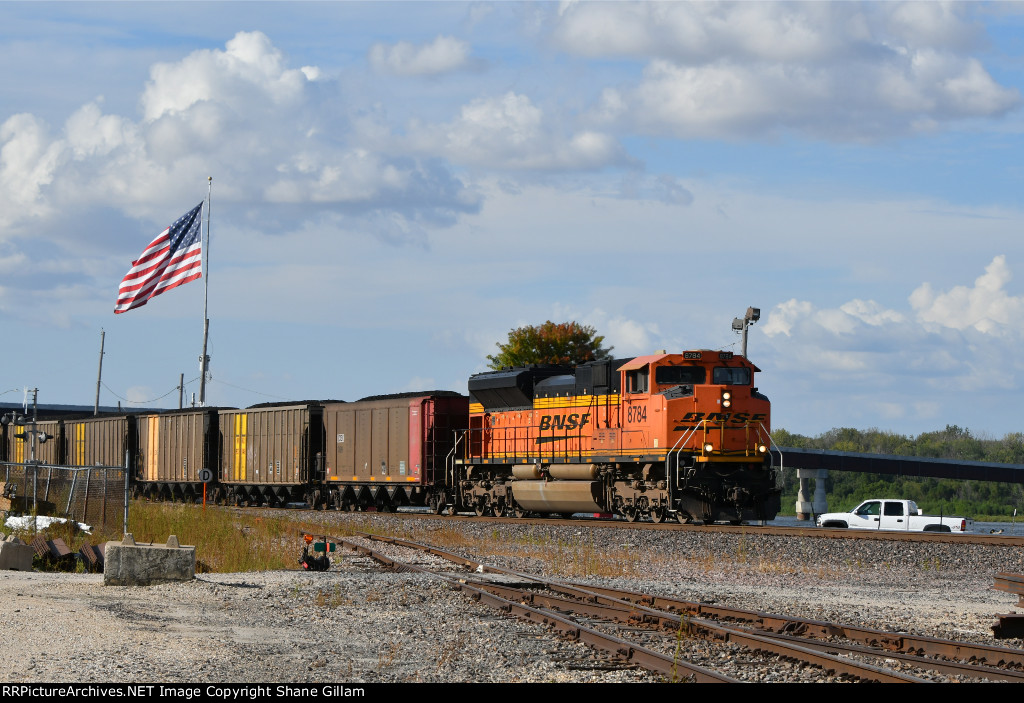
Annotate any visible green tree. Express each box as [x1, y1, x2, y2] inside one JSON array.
[[486, 320, 613, 370]]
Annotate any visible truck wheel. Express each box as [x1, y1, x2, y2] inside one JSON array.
[[923, 524, 951, 532], [822, 521, 848, 529]]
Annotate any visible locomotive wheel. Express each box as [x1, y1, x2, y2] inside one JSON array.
[[474, 502, 487, 517], [675, 512, 691, 525], [649, 507, 666, 524], [624, 507, 638, 523]]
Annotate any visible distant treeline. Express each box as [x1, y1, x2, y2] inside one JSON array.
[[774, 425, 1024, 520]]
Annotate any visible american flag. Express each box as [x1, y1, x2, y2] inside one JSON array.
[[115, 202, 204, 314]]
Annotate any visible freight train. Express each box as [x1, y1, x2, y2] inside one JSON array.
[[1, 350, 781, 524]]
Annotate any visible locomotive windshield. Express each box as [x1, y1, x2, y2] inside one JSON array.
[[655, 366, 706, 385], [713, 367, 751, 385]]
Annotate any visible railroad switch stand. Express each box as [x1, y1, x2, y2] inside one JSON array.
[[299, 533, 334, 571]]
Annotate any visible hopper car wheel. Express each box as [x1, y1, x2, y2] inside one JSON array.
[[675, 512, 691, 525], [513, 504, 526, 518]]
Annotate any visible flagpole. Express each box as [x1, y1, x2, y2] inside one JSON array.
[[199, 176, 212, 406]]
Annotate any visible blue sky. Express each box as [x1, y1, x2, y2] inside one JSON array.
[[3, 1, 1024, 439]]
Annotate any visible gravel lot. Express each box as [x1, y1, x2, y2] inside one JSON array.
[[3, 514, 1023, 683]]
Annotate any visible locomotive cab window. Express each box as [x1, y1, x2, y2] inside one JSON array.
[[626, 367, 649, 393], [654, 365, 706, 386], [712, 367, 750, 386]]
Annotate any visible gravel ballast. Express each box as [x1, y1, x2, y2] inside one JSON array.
[[3, 514, 1023, 683]]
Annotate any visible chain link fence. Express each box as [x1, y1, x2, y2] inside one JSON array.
[[1, 462, 128, 535]]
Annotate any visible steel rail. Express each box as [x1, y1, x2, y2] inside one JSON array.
[[464, 581, 929, 682], [348, 533, 928, 682], [566, 582, 1024, 669], [353, 531, 1024, 677], [736, 628, 1024, 683], [335, 536, 737, 682], [994, 572, 1024, 597], [404, 510, 1024, 547]]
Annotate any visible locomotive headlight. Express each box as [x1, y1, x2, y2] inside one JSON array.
[[721, 390, 732, 408], [758, 444, 768, 453], [703, 442, 714, 453]]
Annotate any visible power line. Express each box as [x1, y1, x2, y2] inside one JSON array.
[[207, 377, 293, 401], [101, 378, 199, 405]]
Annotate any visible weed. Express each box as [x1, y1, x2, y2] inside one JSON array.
[[315, 585, 351, 608], [126, 500, 329, 573], [435, 634, 468, 672], [670, 614, 692, 683], [377, 641, 402, 669]]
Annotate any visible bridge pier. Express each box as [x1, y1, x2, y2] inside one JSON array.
[[795, 468, 828, 520]]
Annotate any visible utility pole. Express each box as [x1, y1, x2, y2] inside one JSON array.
[[94, 329, 105, 416], [198, 176, 212, 406]]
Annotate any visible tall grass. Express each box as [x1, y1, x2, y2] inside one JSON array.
[[126, 501, 341, 572]]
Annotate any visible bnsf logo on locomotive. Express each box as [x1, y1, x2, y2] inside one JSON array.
[[677, 411, 767, 425], [538, 413, 591, 431]]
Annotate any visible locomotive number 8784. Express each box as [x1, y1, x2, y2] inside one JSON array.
[[456, 350, 780, 524]]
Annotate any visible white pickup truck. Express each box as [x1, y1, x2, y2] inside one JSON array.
[[815, 499, 973, 533]]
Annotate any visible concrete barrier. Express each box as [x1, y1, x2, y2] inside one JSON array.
[[0, 534, 34, 571], [103, 533, 196, 586]]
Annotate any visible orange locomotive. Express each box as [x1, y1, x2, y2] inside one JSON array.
[[453, 350, 779, 523]]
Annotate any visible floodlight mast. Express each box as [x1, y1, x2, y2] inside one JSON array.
[[732, 307, 760, 358]]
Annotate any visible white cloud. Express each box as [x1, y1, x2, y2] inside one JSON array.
[[762, 299, 814, 337], [369, 35, 471, 76], [584, 309, 661, 357], [408, 91, 627, 171], [0, 113, 64, 222], [759, 257, 1024, 434], [560, 2, 1018, 141], [141, 31, 308, 122], [840, 299, 906, 327], [910, 255, 1024, 334], [0, 31, 481, 239]]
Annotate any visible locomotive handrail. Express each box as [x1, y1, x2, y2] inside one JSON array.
[[760, 422, 786, 488], [665, 431, 689, 513], [666, 419, 713, 511]]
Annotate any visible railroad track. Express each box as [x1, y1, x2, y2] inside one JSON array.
[[325, 531, 1024, 683], [317, 508, 1024, 547]]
